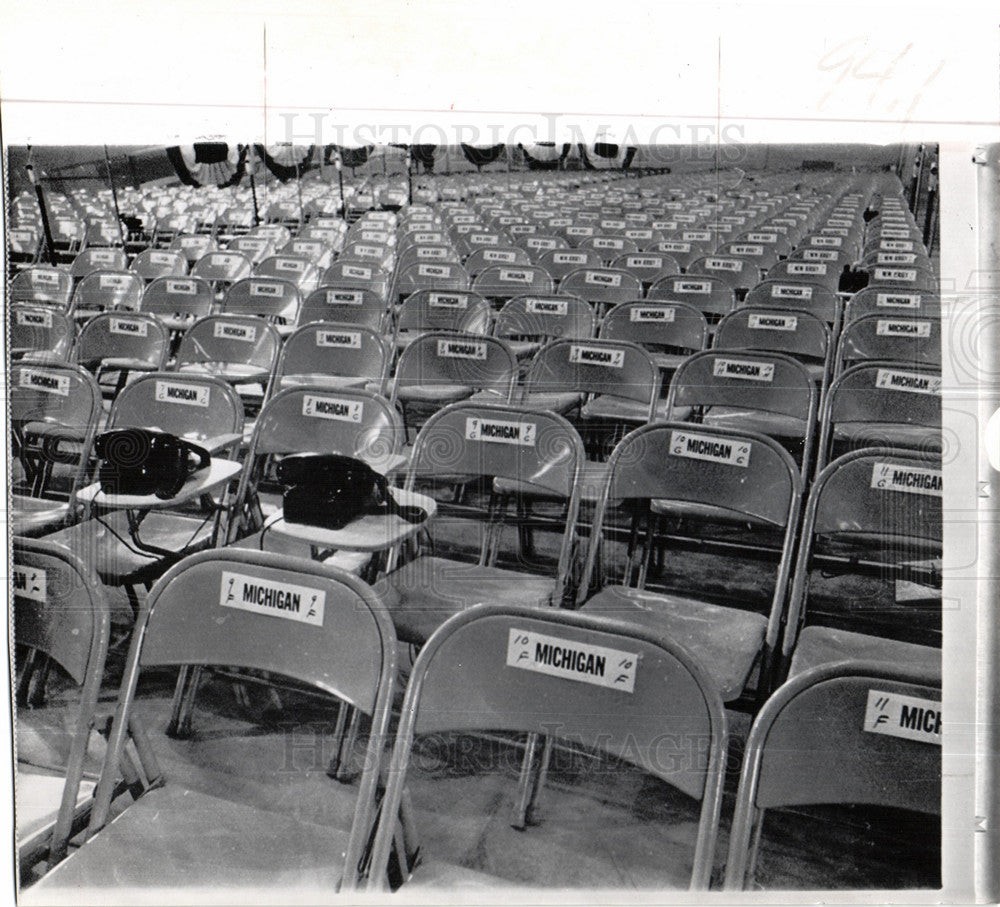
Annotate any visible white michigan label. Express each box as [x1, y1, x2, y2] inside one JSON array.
[[876, 319, 931, 338], [220, 571, 325, 627], [569, 345, 624, 368], [713, 357, 775, 382], [506, 628, 637, 693], [156, 380, 210, 407], [864, 689, 942, 745], [870, 462, 943, 496], [317, 330, 362, 348], [20, 369, 70, 395], [670, 430, 751, 467], [302, 395, 364, 422], [213, 322, 256, 342], [437, 339, 487, 360], [109, 318, 148, 336], [875, 368, 940, 395], [465, 417, 537, 446], [748, 313, 798, 331], [12, 565, 46, 603]]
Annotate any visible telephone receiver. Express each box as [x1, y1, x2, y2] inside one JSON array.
[[95, 428, 211, 499]]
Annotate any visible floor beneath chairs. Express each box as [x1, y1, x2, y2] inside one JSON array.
[[21, 487, 938, 894]]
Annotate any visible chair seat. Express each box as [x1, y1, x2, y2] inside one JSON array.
[[395, 384, 474, 404], [788, 626, 941, 681], [277, 373, 371, 391], [42, 511, 215, 584], [832, 422, 942, 451], [465, 389, 512, 405], [518, 391, 584, 414], [408, 860, 514, 888], [649, 351, 690, 372], [493, 460, 608, 501], [503, 339, 542, 359], [28, 786, 348, 893], [580, 585, 769, 701], [379, 556, 556, 645], [11, 497, 75, 537], [581, 396, 690, 423], [17, 768, 96, 849], [702, 407, 809, 439], [97, 358, 158, 373]]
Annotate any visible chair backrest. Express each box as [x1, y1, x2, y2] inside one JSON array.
[[10, 306, 75, 362], [470, 264, 555, 303], [599, 300, 708, 354], [718, 240, 779, 271], [139, 276, 215, 322], [817, 361, 942, 470], [844, 287, 941, 324], [647, 240, 701, 270], [521, 233, 570, 262], [766, 259, 840, 291], [169, 233, 216, 265], [75, 312, 170, 371], [10, 362, 103, 432], [174, 315, 281, 373], [782, 448, 943, 657], [494, 294, 596, 343], [89, 549, 397, 888], [463, 245, 531, 277], [391, 332, 518, 402], [13, 537, 111, 865], [865, 265, 936, 293], [647, 274, 736, 321], [835, 313, 942, 375], [10, 267, 75, 309], [254, 254, 320, 293], [395, 244, 462, 274], [523, 338, 661, 414], [320, 260, 391, 299], [577, 234, 640, 265], [274, 322, 391, 393], [299, 286, 387, 330], [395, 289, 492, 337], [220, 277, 302, 325], [392, 261, 470, 302], [69, 247, 128, 279], [366, 603, 728, 891], [558, 267, 644, 309], [609, 251, 681, 289], [191, 250, 254, 287], [130, 249, 189, 281], [715, 307, 831, 369], [687, 255, 760, 293], [744, 279, 842, 330], [536, 248, 605, 283], [226, 235, 276, 265], [724, 660, 941, 890], [107, 371, 245, 443], [71, 270, 145, 315]]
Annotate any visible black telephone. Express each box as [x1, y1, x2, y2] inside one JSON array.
[[96, 428, 211, 499]]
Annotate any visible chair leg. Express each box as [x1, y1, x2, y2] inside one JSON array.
[[511, 732, 541, 830], [166, 665, 202, 739], [525, 734, 554, 826], [326, 700, 352, 780]]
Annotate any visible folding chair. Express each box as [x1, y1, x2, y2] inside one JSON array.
[[70, 271, 145, 321], [139, 276, 216, 333], [390, 333, 518, 438], [470, 264, 555, 307], [174, 314, 281, 394], [225, 235, 277, 266], [74, 312, 170, 400], [271, 322, 392, 396], [723, 660, 940, 890], [649, 240, 701, 271], [365, 604, 727, 890], [340, 241, 395, 272], [647, 274, 736, 328], [815, 362, 942, 474], [843, 286, 941, 325], [686, 255, 760, 298], [395, 244, 462, 275], [190, 250, 254, 294], [609, 251, 681, 291], [577, 234, 640, 265], [300, 286, 388, 331], [169, 233, 216, 267], [220, 277, 302, 332], [281, 237, 337, 269], [129, 249, 188, 282], [9, 226, 41, 271], [744, 279, 843, 335], [766, 259, 840, 293], [377, 403, 584, 646], [28, 549, 398, 895], [13, 538, 117, 880], [599, 300, 708, 375], [463, 245, 532, 277], [520, 233, 570, 263], [392, 262, 470, 307], [718, 240, 779, 272], [11, 363, 103, 537], [536, 248, 605, 284], [320, 261, 392, 302], [864, 265, 937, 293], [715, 307, 832, 393], [835, 313, 941, 377], [69, 248, 127, 280], [559, 267, 643, 318], [577, 421, 802, 705], [493, 293, 596, 360], [665, 350, 818, 472], [394, 289, 493, 350], [780, 448, 942, 670], [11, 306, 76, 364], [10, 267, 75, 310], [254, 254, 321, 294]]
